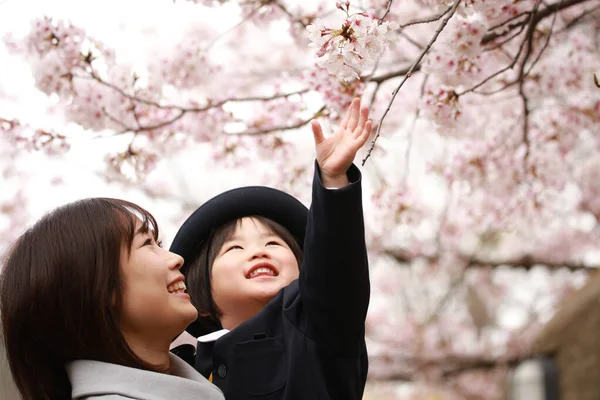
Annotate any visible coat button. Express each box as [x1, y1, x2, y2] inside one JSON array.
[[217, 364, 227, 379]]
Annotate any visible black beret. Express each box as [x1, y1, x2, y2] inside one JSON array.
[[170, 186, 309, 276]]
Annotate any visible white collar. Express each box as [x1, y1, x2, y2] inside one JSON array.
[[197, 329, 230, 343]]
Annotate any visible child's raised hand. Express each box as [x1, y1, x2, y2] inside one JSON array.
[[311, 98, 372, 188]]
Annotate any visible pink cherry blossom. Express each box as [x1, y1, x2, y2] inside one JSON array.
[[3, 0, 600, 397]]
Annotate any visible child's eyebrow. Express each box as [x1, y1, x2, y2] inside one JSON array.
[[226, 231, 278, 242]]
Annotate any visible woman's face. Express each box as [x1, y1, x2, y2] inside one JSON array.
[[119, 221, 198, 341]]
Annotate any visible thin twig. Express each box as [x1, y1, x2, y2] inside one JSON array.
[[525, 0, 564, 76], [275, 2, 309, 28], [457, 25, 533, 95], [368, 64, 415, 84], [396, 30, 425, 49], [518, 0, 544, 169], [379, 0, 394, 21], [386, 249, 598, 271], [481, 0, 590, 44], [369, 0, 590, 87], [458, 0, 559, 97], [238, 105, 326, 136], [102, 107, 135, 132], [403, 74, 428, 177], [205, 6, 261, 51], [368, 81, 382, 114], [362, 1, 461, 165], [486, 11, 532, 33], [561, 3, 600, 31], [483, 23, 527, 53], [82, 72, 308, 112], [398, 6, 452, 28]]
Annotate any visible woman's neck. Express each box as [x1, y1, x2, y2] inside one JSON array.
[[123, 332, 172, 372]]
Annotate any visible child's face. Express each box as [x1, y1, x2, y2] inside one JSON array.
[[119, 220, 198, 341], [211, 217, 300, 317]]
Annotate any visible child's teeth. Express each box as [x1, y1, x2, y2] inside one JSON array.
[[249, 267, 275, 278]]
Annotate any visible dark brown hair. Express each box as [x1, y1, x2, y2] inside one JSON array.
[[186, 216, 303, 331], [0, 198, 163, 400]]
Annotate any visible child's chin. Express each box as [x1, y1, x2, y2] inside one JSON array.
[[250, 285, 284, 301]]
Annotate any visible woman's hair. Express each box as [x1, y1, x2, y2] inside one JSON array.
[[186, 216, 303, 330], [0, 198, 163, 400]]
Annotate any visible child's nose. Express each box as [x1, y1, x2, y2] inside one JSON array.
[[249, 246, 270, 260]]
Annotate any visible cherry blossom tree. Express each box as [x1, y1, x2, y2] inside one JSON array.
[[2, 0, 600, 398]]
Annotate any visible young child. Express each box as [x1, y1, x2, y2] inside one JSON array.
[[170, 98, 372, 400]]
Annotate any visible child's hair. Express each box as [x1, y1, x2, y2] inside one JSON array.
[[185, 215, 303, 330], [0, 198, 165, 400]]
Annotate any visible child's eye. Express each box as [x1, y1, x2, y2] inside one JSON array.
[[266, 241, 281, 246], [226, 245, 243, 252]]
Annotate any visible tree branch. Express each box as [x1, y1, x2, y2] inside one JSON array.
[[398, 6, 452, 28], [83, 71, 308, 112], [379, 0, 394, 21], [385, 249, 598, 271], [481, 0, 591, 45], [362, 1, 461, 166], [561, 3, 600, 30], [237, 105, 326, 136], [370, 353, 526, 381], [517, 0, 545, 168], [369, 0, 591, 87]]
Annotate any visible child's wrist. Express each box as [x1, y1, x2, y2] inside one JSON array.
[[321, 171, 349, 188]]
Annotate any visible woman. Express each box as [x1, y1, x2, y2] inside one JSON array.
[[0, 198, 225, 400]]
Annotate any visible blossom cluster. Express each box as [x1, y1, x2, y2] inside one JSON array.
[[307, 3, 398, 81]]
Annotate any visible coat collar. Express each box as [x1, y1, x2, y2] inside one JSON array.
[[197, 329, 230, 343], [67, 353, 223, 400]]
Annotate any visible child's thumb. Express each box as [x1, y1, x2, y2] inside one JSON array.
[[311, 120, 325, 145]]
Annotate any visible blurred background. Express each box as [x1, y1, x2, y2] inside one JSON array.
[[1, 0, 600, 398]]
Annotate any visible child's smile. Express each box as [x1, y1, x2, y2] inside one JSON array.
[[246, 262, 279, 279], [210, 217, 300, 321]]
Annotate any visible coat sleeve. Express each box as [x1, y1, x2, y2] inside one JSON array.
[[297, 161, 370, 356]]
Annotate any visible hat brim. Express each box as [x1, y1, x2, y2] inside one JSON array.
[[169, 186, 308, 338]]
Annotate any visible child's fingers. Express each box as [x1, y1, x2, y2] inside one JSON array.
[[346, 98, 361, 133], [357, 120, 372, 147], [339, 99, 356, 131], [353, 105, 369, 137], [311, 120, 325, 145]]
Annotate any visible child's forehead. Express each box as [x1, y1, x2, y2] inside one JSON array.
[[237, 216, 268, 229], [234, 217, 278, 235]]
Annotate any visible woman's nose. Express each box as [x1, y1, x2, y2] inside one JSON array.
[[168, 251, 185, 270]]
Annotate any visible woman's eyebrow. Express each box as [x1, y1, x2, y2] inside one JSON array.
[[135, 222, 150, 236]]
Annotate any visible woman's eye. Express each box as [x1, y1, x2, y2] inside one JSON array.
[[143, 238, 162, 247]]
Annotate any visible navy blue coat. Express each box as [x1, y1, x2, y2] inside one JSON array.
[[177, 164, 370, 400]]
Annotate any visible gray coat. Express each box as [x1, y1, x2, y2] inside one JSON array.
[[67, 353, 225, 400]]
